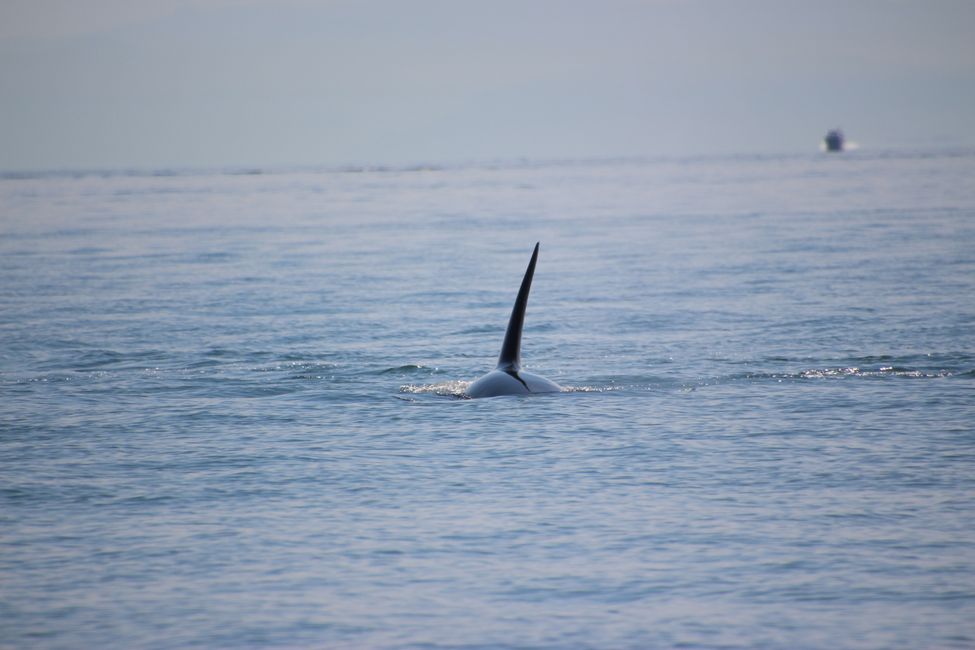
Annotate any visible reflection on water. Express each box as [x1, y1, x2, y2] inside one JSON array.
[[2, 150, 974, 649]]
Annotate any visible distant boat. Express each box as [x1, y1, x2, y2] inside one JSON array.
[[824, 128, 844, 152]]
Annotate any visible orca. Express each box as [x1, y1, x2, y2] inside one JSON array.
[[465, 243, 563, 398]]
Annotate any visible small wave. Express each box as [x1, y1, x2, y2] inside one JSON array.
[[738, 366, 956, 381], [192, 252, 234, 264], [798, 367, 864, 378], [800, 366, 954, 379], [13, 373, 74, 384], [558, 385, 627, 393], [399, 380, 471, 398], [204, 347, 235, 358], [380, 364, 440, 376], [253, 361, 337, 373], [399, 382, 632, 397], [185, 359, 225, 371], [63, 348, 168, 372], [455, 324, 502, 335]]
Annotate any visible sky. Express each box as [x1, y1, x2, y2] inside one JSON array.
[[1, 0, 973, 171]]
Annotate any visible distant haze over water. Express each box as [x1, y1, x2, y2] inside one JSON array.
[[1, 0, 974, 170]]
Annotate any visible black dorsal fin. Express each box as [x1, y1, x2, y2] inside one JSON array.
[[496, 242, 539, 371]]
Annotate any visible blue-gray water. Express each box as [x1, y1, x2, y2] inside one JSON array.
[[2, 151, 974, 649]]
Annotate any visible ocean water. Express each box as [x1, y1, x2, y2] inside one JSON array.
[[1, 150, 974, 649]]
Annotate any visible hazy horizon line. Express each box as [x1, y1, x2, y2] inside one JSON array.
[[5, 143, 975, 181]]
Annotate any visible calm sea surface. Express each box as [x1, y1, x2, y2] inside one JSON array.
[[2, 151, 974, 649]]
